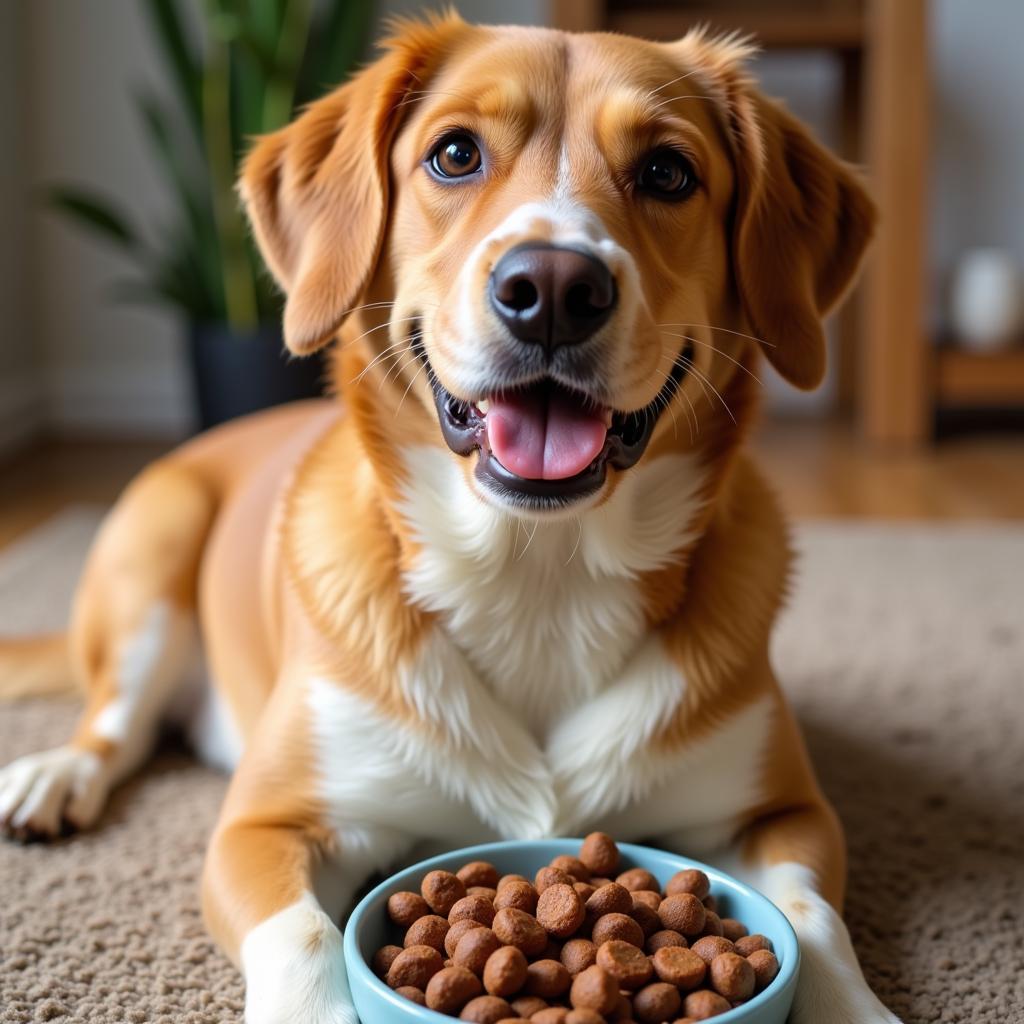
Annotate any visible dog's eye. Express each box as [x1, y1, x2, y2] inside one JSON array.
[[429, 134, 483, 179], [637, 149, 697, 199]]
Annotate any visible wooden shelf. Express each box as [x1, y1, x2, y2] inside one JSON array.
[[605, 8, 866, 49], [935, 348, 1024, 406]]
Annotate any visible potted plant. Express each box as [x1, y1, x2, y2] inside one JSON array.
[[49, 0, 373, 429]]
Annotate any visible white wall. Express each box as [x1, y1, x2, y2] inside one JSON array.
[[931, 0, 1024, 314], [25, 0, 193, 439], [0, 3, 44, 456], [2, 0, 1021, 444]]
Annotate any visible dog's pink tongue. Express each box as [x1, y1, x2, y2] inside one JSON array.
[[486, 388, 608, 480]]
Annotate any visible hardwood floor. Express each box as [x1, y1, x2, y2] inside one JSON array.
[[1, 420, 1023, 552]]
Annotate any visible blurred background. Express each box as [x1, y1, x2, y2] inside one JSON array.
[[2, 0, 1024, 536]]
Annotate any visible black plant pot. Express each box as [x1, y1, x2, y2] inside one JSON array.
[[188, 322, 326, 431]]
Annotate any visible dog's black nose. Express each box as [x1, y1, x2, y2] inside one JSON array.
[[489, 244, 616, 350]]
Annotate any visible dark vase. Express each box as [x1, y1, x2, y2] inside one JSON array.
[[188, 322, 326, 431]]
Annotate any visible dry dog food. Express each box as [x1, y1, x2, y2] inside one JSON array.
[[372, 834, 781, 1021]]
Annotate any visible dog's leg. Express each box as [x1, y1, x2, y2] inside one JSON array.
[[0, 460, 214, 838], [701, 801, 902, 1024]]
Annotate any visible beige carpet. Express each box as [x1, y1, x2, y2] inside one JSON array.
[[1, 508, 1022, 1023]]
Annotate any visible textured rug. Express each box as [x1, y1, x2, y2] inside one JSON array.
[[0, 508, 1022, 1024]]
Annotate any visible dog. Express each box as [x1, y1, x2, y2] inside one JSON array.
[[0, 13, 899, 1024]]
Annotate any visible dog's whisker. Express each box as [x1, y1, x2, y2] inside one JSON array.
[[647, 67, 704, 97], [676, 355, 737, 424], [564, 515, 584, 567], [657, 322, 777, 349], [395, 356, 430, 414], [660, 331, 764, 387]]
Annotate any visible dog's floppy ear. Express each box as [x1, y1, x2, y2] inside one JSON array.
[[240, 14, 467, 355], [729, 90, 877, 389]]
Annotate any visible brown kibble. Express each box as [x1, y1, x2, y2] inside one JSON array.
[[451, 895, 497, 928], [657, 894, 706, 936], [387, 944, 445, 990], [495, 880, 540, 915], [470, 886, 499, 902], [573, 882, 596, 903], [447, 918, 487, 957], [747, 948, 780, 992], [372, 944, 403, 978], [629, 901, 661, 938], [609, 991, 634, 1023], [719, 918, 748, 943], [645, 930, 685, 954], [536, 866, 575, 893], [423, 870, 468, 917], [427, 966, 484, 1014], [532, 1010, 569, 1024], [689, 936, 735, 966], [699, 911, 723, 938], [537, 884, 586, 938], [709, 952, 755, 1002], [524, 959, 572, 999], [493, 907, 549, 957], [702, 895, 718, 914], [651, 946, 706, 991], [561, 938, 598, 975], [615, 868, 660, 893], [396, 985, 426, 1005], [632, 982, 681, 1023], [682, 989, 731, 1019], [405, 914, 450, 953], [495, 1020, 533, 1024], [590, 878, 613, 889], [592, 912, 645, 949], [631, 891, 662, 912], [565, 1011, 605, 1024], [586, 883, 634, 920], [454, 927, 502, 975], [596, 939, 653, 990], [665, 870, 710, 902], [580, 833, 620, 876], [510, 995, 548, 1018], [484, 946, 529, 998], [570, 965, 619, 1015], [551, 855, 591, 882], [458, 861, 501, 889], [388, 891, 431, 928], [733, 934, 771, 957], [541, 939, 564, 962], [498, 874, 531, 890], [460, 995, 515, 1023]]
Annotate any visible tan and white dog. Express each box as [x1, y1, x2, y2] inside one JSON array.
[[0, 14, 898, 1024]]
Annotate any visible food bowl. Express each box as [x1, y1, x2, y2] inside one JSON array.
[[344, 839, 799, 1023]]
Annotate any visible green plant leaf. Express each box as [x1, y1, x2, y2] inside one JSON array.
[[142, 0, 203, 141], [47, 188, 139, 249]]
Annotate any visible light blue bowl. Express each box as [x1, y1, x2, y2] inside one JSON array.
[[344, 839, 799, 1024]]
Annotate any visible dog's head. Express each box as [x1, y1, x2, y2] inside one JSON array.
[[242, 14, 874, 515]]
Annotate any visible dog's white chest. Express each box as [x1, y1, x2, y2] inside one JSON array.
[[396, 447, 707, 737]]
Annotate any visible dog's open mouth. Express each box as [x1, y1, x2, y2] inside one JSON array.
[[417, 339, 692, 505]]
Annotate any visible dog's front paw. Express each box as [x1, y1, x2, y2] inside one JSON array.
[[0, 746, 109, 838], [242, 894, 357, 1024], [791, 944, 902, 1024]]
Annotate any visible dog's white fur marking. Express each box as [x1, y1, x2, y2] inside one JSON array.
[[727, 861, 901, 1024], [397, 445, 706, 737], [241, 892, 356, 1024]]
